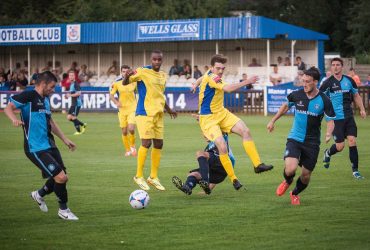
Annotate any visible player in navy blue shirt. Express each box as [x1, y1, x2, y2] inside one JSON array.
[[65, 70, 86, 135], [319, 58, 367, 179], [4, 71, 79, 220], [267, 67, 335, 205]]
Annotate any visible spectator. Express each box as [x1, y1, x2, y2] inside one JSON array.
[[169, 59, 183, 76], [319, 71, 332, 86], [204, 65, 209, 73], [183, 64, 192, 79], [61, 73, 71, 90], [348, 68, 361, 86], [277, 56, 284, 66], [248, 58, 262, 67], [42, 61, 53, 72], [270, 65, 282, 85], [364, 74, 370, 85], [293, 70, 305, 86], [107, 60, 119, 76], [0, 67, 6, 80], [55, 61, 63, 75], [30, 69, 39, 85], [16, 73, 28, 89], [193, 65, 202, 79], [5, 73, 16, 90], [52, 69, 61, 83], [23, 60, 29, 75], [295, 56, 306, 70], [284, 57, 291, 66], [79, 64, 92, 82], [69, 61, 79, 73], [183, 59, 191, 74], [0, 74, 7, 89], [240, 73, 253, 90], [14, 62, 22, 74]]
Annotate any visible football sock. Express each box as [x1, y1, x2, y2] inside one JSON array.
[[185, 175, 197, 189], [292, 177, 308, 195], [328, 144, 338, 156], [75, 119, 84, 126], [54, 182, 68, 210], [150, 148, 161, 179], [243, 140, 262, 168], [219, 153, 237, 181], [283, 169, 295, 185], [198, 156, 209, 182], [72, 119, 80, 132], [122, 135, 130, 151], [349, 146, 359, 172], [136, 146, 148, 178], [38, 177, 55, 197], [128, 133, 136, 148]]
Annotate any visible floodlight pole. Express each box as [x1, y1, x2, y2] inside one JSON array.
[[119, 44, 122, 69], [291, 40, 296, 77], [27, 47, 31, 81]]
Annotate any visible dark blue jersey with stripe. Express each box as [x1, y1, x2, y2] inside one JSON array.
[[204, 134, 235, 166], [70, 81, 82, 106], [319, 75, 358, 120], [10, 90, 56, 153], [287, 89, 335, 145]]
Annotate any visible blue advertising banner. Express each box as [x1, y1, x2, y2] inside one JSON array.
[[137, 21, 200, 40], [0, 91, 199, 112], [0, 27, 61, 43], [266, 82, 300, 114]]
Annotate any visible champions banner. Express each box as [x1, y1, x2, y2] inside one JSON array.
[[0, 91, 199, 112], [266, 82, 300, 114]]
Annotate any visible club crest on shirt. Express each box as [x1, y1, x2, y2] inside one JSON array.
[[314, 104, 320, 110], [48, 164, 55, 172]]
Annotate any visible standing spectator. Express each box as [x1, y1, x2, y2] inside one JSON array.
[[193, 65, 202, 79], [69, 61, 79, 73], [240, 73, 253, 90], [169, 59, 183, 76], [248, 58, 262, 67], [79, 64, 92, 82], [42, 61, 53, 72], [296, 56, 306, 70], [270, 65, 283, 85], [55, 61, 63, 76], [284, 57, 291, 66], [277, 56, 284, 66], [348, 68, 361, 86], [61, 73, 71, 90], [107, 60, 119, 76], [183, 64, 192, 79]]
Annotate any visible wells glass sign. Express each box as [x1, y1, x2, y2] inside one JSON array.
[[137, 21, 200, 40]]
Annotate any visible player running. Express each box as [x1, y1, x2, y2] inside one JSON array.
[[267, 67, 335, 205], [198, 54, 273, 191], [123, 50, 177, 191], [319, 58, 367, 179], [4, 71, 79, 220], [65, 70, 86, 135], [110, 65, 137, 157]]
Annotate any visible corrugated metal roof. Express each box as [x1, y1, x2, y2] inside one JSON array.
[[0, 16, 329, 46]]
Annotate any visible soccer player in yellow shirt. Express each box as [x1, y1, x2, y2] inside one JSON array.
[[110, 65, 137, 157], [123, 50, 177, 191], [198, 54, 273, 190]]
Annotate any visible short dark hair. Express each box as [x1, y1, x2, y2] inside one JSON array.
[[151, 50, 163, 56], [121, 65, 130, 70], [349, 67, 355, 71], [36, 71, 57, 85], [296, 56, 301, 60], [304, 67, 321, 81], [68, 69, 76, 74], [331, 57, 343, 66], [210, 54, 227, 66]]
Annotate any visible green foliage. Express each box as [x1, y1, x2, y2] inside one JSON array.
[[0, 113, 370, 249]]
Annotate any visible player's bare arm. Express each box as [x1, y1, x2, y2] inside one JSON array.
[[122, 69, 135, 85], [164, 102, 177, 119], [353, 93, 367, 119], [222, 75, 258, 93], [325, 120, 334, 143], [267, 103, 289, 133], [4, 102, 24, 127], [50, 118, 76, 151], [191, 77, 203, 93]]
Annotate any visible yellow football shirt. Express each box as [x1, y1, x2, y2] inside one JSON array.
[[110, 80, 137, 115], [128, 66, 166, 116], [199, 70, 227, 115]]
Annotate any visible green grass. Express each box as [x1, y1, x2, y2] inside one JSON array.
[[0, 113, 369, 250]]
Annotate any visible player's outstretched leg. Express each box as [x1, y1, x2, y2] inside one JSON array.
[[172, 176, 192, 195], [198, 180, 211, 195], [254, 163, 274, 173], [31, 191, 48, 212]]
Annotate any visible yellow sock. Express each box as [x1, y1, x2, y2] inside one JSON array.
[[243, 140, 261, 168], [219, 153, 237, 181], [150, 148, 161, 179], [128, 133, 136, 148], [136, 146, 148, 177], [122, 135, 130, 151]]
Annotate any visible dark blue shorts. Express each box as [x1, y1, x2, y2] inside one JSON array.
[[26, 148, 66, 178], [333, 117, 357, 143], [284, 139, 320, 171]]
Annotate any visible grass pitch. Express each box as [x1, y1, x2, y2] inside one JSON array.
[[0, 113, 369, 249]]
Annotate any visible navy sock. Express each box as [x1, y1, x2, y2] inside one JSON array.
[[349, 146, 359, 172], [75, 119, 84, 126], [197, 157, 209, 182], [185, 176, 197, 190], [328, 144, 338, 156], [72, 119, 80, 132], [283, 169, 295, 185], [38, 178, 55, 197], [292, 177, 308, 195], [54, 182, 68, 210]]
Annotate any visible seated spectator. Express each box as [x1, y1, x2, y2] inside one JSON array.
[[248, 58, 262, 67], [364, 74, 370, 85], [319, 71, 331, 86], [79, 64, 92, 82], [107, 60, 119, 76], [169, 59, 183, 76], [0, 74, 7, 89], [42, 61, 53, 72], [193, 65, 202, 79], [69, 61, 79, 73], [5, 73, 16, 90], [183, 64, 192, 79], [23, 60, 29, 75], [284, 57, 291, 66], [270, 65, 282, 85], [14, 62, 22, 74], [348, 68, 361, 86], [240, 73, 253, 90], [16, 73, 28, 89], [55, 61, 63, 75], [277, 56, 284, 66], [295, 56, 306, 70], [293, 70, 305, 86]]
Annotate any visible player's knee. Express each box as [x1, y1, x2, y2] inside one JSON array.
[[188, 172, 201, 180], [67, 115, 73, 121], [153, 139, 163, 149], [128, 129, 135, 134], [241, 127, 252, 140], [217, 144, 228, 154], [301, 174, 310, 184], [347, 137, 356, 146], [196, 150, 207, 158], [142, 141, 152, 148], [336, 143, 345, 152], [54, 172, 68, 183]]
